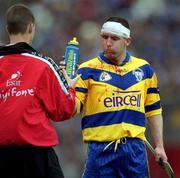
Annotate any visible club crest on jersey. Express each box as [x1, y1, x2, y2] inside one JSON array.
[[132, 68, 144, 81], [99, 71, 112, 81]]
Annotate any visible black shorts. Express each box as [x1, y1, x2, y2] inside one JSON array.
[[0, 145, 64, 178]]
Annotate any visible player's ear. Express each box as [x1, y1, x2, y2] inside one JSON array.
[[27, 23, 35, 34], [125, 37, 132, 46]]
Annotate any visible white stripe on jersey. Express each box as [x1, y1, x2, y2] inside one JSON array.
[[22, 53, 69, 95]]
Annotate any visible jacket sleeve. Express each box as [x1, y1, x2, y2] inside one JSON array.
[[36, 66, 76, 122]]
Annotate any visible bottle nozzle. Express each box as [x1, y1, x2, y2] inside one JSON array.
[[68, 37, 79, 45]]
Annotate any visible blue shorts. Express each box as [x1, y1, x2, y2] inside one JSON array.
[[82, 138, 150, 178]]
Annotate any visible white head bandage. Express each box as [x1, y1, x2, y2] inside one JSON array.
[[101, 21, 130, 38]]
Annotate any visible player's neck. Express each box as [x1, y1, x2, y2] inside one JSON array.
[[9, 34, 32, 45]]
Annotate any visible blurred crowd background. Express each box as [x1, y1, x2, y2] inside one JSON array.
[[0, 0, 180, 177]]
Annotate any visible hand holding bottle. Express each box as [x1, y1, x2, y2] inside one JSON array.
[[59, 59, 80, 88]]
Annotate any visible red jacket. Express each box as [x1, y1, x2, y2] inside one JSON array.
[[0, 42, 75, 146]]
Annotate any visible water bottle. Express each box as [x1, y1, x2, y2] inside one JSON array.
[[64, 37, 79, 79]]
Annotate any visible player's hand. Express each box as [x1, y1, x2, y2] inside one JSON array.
[[59, 60, 81, 88], [59, 57, 79, 71], [154, 146, 168, 167], [61, 68, 81, 88], [59, 58, 66, 71]]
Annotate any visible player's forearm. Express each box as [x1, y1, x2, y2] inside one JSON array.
[[147, 114, 168, 162], [147, 114, 164, 148]]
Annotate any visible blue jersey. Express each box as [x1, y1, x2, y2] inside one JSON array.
[[75, 51, 162, 142]]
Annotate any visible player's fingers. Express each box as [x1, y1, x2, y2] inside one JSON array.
[[59, 61, 65, 66], [75, 74, 82, 81], [158, 158, 164, 168], [70, 74, 82, 87], [59, 60, 66, 71]]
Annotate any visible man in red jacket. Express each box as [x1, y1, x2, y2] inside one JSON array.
[[0, 4, 78, 178]]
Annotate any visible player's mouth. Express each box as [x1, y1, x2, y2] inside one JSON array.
[[104, 50, 115, 58]]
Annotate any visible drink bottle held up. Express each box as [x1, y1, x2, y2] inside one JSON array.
[[64, 37, 79, 79]]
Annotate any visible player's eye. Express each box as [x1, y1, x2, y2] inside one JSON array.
[[101, 34, 109, 39], [111, 36, 120, 41]]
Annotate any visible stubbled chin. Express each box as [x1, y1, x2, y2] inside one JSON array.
[[106, 53, 115, 60], [105, 54, 119, 64]]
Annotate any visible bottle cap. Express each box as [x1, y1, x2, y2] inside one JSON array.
[[68, 37, 79, 45]]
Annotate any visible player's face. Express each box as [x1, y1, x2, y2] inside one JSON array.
[[100, 32, 131, 64]]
